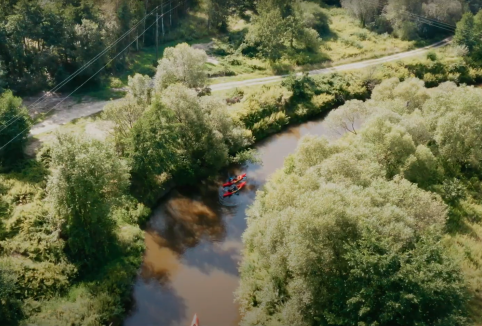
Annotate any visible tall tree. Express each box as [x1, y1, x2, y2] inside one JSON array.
[[154, 43, 208, 92], [341, 0, 381, 27], [47, 133, 130, 270], [0, 91, 31, 168]]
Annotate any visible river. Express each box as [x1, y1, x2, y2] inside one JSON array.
[[124, 117, 339, 326]]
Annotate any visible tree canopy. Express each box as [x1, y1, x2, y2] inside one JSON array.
[[0, 90, 31, 168], [154, 43, 208, 91], [236, 79, 482, 326], [47, 133, 130, 270]]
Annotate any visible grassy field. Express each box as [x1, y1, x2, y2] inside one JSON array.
[[109, 7, 439, 91]]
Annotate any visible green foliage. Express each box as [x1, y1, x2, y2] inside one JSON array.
[[1, 256, 76, 300], [384, 0, 462, 39], [25, 285, 124, 326], [234, 85, 292, 138], [0, 60, 6, 93], [154, 43, 208, 91], [102, 74, 152, 153], [128, 83, 252, 203], [0, 91, 31, 168], [237, 79, 482, 326], [0, 259, 23, 325], [342, 230, 468, 326], [300, 2, 330, 36], [341, 0, 381, 27], [282, 73, 316, 101], [0, 0, 193, 95], [244, 0, 324, 62], [47, 133, 130, 271], [455, 11, 482, 62]]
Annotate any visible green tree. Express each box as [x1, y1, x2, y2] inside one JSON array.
[[245, 6, 287, 61], [245, 0, 322, 62], [127, 99, 180, 202], [237, 79, 481, 326], [128, 83, 252, 202], [207, 0, 231, 31], [103, 74, 151, 153], [455, 12, 477, 50], [73, 19, 106, 86], [159, 84, 230, 182], [154, 43, 208, 92], [47, 133, 130, 270], [0, 60, 6, 93], [0, 259, 23, 325], [0, 91, 31, 167], [341, 0, 381, 27], [127, 73, 152, 106]]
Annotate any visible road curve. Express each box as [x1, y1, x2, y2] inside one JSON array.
[[210, 37, 451, 92], [31, 38, 451, 135]]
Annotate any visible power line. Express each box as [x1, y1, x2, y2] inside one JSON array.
[[402, 11, 456, 32], [0, 0, 183, 152], [402, 11, 457, 29], [0, 0, 175, 133]]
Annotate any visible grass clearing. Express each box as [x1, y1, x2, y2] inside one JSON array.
[[113, 7, 434, 89], [32, 112, 112, 147]]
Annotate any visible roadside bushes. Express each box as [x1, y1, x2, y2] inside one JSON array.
[[232, 45, 482, 149], [233, 72, 369, 140]]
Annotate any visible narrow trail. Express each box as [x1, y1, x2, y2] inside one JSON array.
[[210, 38, 451, 91], [29, 38, 451, 136]]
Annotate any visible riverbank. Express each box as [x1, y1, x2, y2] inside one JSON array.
[[124, 116, 343, 326], [122, 52, 482, 324]]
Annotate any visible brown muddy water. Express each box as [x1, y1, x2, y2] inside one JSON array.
[[124, 118, 340, 326]]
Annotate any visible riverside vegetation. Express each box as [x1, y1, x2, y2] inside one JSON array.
[[2, 0, 482, 325]]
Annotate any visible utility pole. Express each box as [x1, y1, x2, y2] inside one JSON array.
[[162, 7, 165, 43], [156, 9, 159, 62], [170, 0, 172, 30]]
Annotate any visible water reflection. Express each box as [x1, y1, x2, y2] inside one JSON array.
[[125, 118, 337, 326]]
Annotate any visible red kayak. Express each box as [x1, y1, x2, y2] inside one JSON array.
[[191, 314, 200, 326], [223, 181, 247, 197], [223, 173, 247, 187]]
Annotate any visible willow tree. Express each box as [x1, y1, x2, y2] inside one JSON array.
[[47, 133, 130, 270], [0, 91, 31, 167], [154, 43, 208, 92], [237, 78, 475, 326]]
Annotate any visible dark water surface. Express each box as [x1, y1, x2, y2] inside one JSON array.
[[124, 119, 338, 326]]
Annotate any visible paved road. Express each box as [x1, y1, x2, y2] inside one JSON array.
[[30, 38, 451, 135]]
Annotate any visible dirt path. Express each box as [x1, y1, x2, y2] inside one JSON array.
[[29, 38, 451, 136], [29, 99, 114, 136], [210, 38, 451, 91]]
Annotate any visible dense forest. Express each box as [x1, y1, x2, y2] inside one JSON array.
[[2, 0, 482, 325], [238, 79, 482, 325], [1, 0, 481, 95]]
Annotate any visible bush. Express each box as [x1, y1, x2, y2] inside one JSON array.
[[1, 257, 76, 301], [26, 285, 123, 326], [0, 91, 32, 168], [236, 85, 292, 130], [300, 2, 331, 36], [427, 51, 438, 61]]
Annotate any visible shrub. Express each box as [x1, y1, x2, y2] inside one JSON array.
[[0, 91, 32, 168], [427, 51, 438, 61], [236, 85, 292, 130]]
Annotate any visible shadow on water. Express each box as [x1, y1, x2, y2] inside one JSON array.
[[124, 117, 339, 326]]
